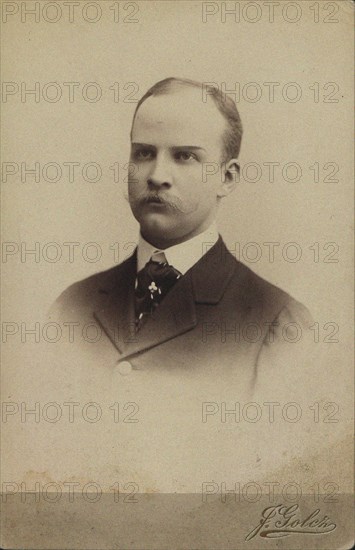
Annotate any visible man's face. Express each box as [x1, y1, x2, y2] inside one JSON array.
[[128, 87, 234, 248]]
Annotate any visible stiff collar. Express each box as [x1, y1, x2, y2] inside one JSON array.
[[137, 223, 219, 274]]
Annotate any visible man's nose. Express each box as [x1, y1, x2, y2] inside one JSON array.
[[147, 155, 172, 188]]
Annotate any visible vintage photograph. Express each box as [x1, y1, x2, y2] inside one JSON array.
[[1, 1, 354, 548], [50, 76, 314, 385]]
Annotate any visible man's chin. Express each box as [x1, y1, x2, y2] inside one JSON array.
[[139, 217, 184, 247]]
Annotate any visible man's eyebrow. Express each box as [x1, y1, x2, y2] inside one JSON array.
[[131, 142, 155, 148], [131, 143, 206, 152], [172, 146, 206, 152]]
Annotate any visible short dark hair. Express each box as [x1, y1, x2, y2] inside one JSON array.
[[131, 77, 243, 162]]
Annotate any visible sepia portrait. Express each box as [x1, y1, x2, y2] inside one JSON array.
[[1, 1, 353, 548]]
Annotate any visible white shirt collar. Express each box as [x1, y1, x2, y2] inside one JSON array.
[[137, 223, 219, 274]]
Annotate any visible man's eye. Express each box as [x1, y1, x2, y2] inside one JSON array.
[[175, 151, 197, 162], [134, 149, 154, 160]]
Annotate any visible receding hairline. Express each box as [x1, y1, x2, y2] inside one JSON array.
[[130, 77, 243, 161], [133, 85, 227, 125], [132, 79, 220, 120], [130, 86, 228, 159], [138, 77, 205, 97]]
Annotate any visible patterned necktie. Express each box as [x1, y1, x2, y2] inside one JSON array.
[[135, 255, 182, 328]]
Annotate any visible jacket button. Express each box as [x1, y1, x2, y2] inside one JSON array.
[[116, 360, 132, 375]]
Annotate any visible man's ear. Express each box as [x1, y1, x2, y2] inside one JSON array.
[[217, 159, 240, 198]]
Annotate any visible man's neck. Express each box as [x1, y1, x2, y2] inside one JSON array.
[[140, 222, 217, 250], [137, 222, 219, 274]]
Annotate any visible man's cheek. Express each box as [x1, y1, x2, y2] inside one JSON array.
[[182, 198, 201, 216]]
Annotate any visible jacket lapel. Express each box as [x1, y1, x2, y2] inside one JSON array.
[[94, 237, 237, 359], [192, 236, 237, 304], [118, 268, 198, 358], [93, 253, 137, 354]]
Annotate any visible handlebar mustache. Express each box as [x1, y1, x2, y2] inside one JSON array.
[[132, 192, 198, 214]]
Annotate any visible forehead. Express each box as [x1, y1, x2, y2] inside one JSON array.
[[131, 87, 226, 150]]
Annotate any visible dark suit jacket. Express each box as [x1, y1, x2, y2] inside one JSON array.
[[49, 237, 312, 396]]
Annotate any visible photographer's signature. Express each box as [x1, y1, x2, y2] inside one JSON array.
[[245, 504, 336, 540]]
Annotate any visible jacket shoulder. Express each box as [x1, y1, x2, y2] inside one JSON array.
[[229, 256, 312, 325], [48, 257, 133, 320]]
